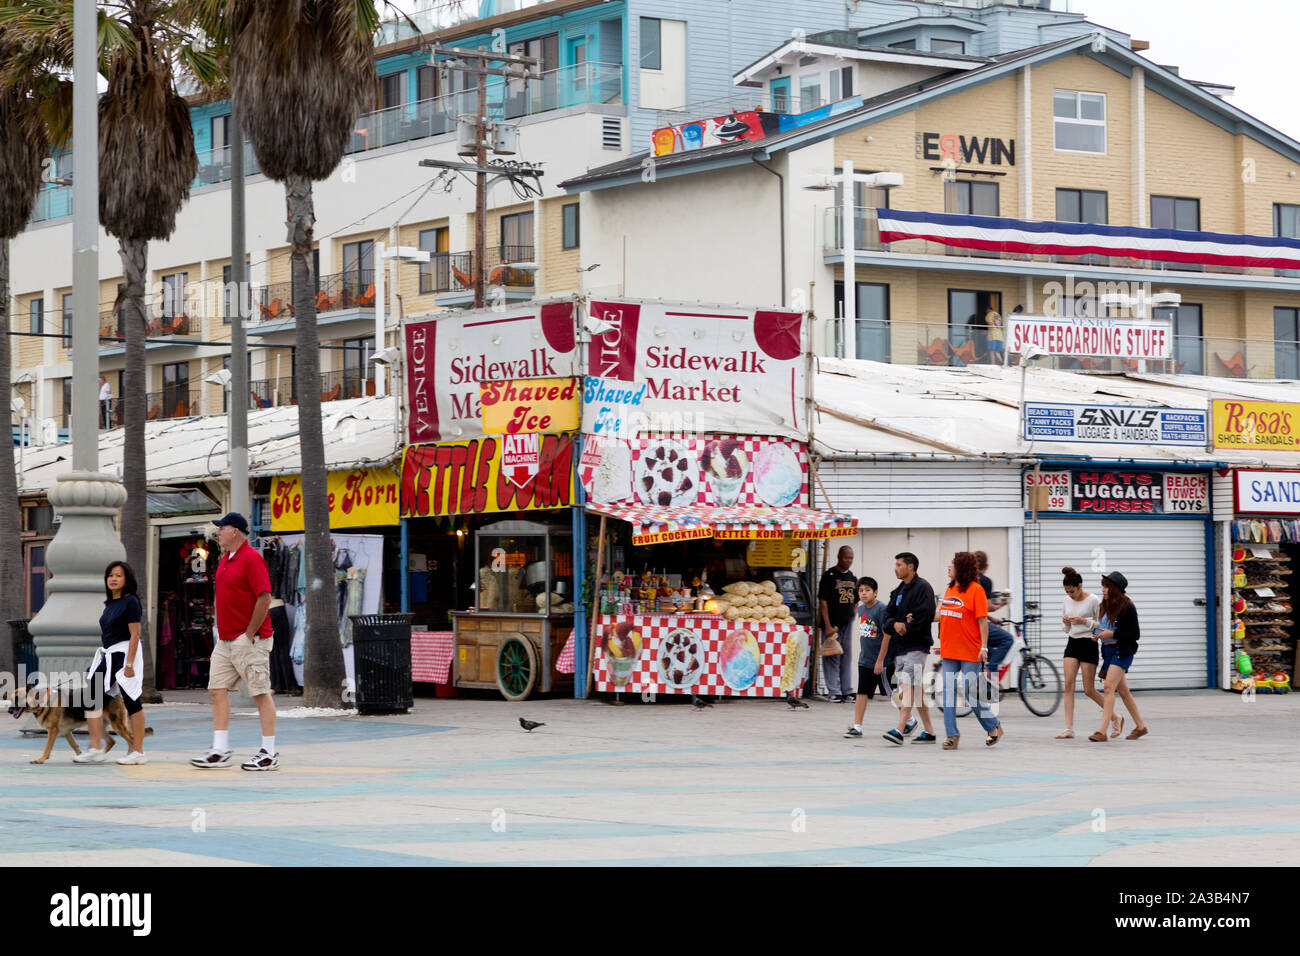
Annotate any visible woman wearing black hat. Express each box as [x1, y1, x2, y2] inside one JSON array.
[[1090, 571, 1149, 742]]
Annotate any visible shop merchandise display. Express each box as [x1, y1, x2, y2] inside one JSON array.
[[1229, 541, 1296, 693]]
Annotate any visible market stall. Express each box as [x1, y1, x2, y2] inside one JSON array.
[[574, 434, 856, 698]]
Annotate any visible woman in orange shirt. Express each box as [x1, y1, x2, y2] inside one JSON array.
[[938, 551, 1004, 750]]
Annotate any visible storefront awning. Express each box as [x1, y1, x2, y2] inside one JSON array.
[[587, 503, 858, 546]]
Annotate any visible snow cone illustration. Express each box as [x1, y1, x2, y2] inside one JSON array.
[[700, 438, 750, 506], [721, 630, 761, 691], [602, 620, 643, 687], [753, 442, 802, 507]]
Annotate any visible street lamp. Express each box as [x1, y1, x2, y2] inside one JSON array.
[[802, 165, 903, 360], [375, 244, 430, 398]]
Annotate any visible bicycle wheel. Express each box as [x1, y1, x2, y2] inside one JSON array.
[[1018, 653, 1063, 717]]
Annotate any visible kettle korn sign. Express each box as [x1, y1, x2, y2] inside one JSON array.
[[1024, 470, 1208, 515], [1024, 403, 1209, 446], [1008, 316, 1172, 360]]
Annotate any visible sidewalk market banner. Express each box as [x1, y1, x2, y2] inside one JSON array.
[[270, 467, 400, 531], [400, 434, 575, 517], [585, 299, 807, 439], [876, 208, 1300, 270], [1211, 400, 1300, 451], [404, 299, 578, 445]]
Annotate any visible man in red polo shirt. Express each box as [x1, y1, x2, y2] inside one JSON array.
[[190, 512, 280, 771]]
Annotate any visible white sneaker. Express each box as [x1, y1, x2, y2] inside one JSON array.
[[72, 748, 107, 764], [116, 751, 148, 766]]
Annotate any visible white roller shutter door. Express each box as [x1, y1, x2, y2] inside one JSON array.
[[1035, 518, 1208, 690]]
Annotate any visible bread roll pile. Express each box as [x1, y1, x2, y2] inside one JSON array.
[[713, 580, 792, 621]]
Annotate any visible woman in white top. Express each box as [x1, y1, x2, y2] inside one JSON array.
[[1056, 566, 1116, 739]]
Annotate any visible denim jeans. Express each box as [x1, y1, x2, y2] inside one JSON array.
[[941, 658, 1001, 738], [986, 623, 1014, 674]]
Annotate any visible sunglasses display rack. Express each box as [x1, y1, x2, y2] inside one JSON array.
[[1229, 542, 1295, 694]]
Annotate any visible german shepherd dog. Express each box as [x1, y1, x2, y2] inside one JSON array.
[[8, 683, 152, 764]]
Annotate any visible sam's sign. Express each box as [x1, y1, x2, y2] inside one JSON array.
[[917, 132, 1016, 166]]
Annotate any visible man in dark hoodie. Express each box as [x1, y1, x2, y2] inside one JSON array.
[[881, 552, 937, 745]]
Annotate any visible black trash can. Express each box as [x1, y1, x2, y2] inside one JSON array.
[[7, 619, 37, 679], [349, 613, 414, 714]]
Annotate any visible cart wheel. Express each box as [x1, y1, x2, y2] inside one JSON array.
[[497, 634, 538, 701]]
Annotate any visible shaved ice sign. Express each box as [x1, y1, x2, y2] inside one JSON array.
[[585, 299, 808, 439]]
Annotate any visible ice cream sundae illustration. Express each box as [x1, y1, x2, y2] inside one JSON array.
[[602, 621, 643, 687], [700, 438, 750, 506]]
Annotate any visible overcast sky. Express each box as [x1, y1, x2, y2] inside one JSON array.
[[387, 0, 1297, 138]]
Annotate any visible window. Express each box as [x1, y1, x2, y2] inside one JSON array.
[[1155, 303, 1203, 375], [1056, 188, 1108, 224], [211, 114, 230, 164], [379, 72, 405, 109], [161, 362, 189, 415], [508, 33, 559, 113], [419, 226, 450, 294], [945, 180, 999, 216], [25, 504, 54, 533], [61, 292, 72, 349], [417, 65, 439, 102], [889, 39, 917, 50], [1054, 90, 1106, 153], [829, 66, 854, 101], [833, 281, 890, 362], [60, 377, 71, 427], [342, 337, 374, 398], [30, 297, 43, 334], [799, 74, 821, 112], [160, 272, 187, 320], [639, 17, 661, 69], [1151, 196, 1200, 231], [342, 240, 375, 295], [947, 289, 1002, 365], [834, 169, 892, 249], [222, 261, 248, 324], [562, 203, 580, 249], [1276, 307, 1300, 379], [931, 38, 965, 54], [26, 544, 47, 617], [500, 211, 534, 259], [1276, 203, 1300, 278]]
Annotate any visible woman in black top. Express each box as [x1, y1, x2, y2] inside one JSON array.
[[74, 562, 148, 764], [1089, 571, 1149, 742]]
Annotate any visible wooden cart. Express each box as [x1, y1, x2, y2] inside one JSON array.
[[451, 611, 574, 700]]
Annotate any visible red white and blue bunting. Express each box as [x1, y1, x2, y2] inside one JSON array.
[[876, 208, 1300, 270]]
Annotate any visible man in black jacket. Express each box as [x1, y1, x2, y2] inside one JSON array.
[[880, 552, 937, 745]]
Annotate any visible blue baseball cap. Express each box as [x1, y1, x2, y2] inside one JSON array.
[[213, 512, 250, 534]]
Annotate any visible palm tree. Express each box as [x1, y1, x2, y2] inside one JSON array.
[[0, 23, 56, 678], [203, 0, 397, 707], [1, 0, 219, 701]]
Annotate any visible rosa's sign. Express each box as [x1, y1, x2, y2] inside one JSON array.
[[1008, 316, 1171, 360], [404, 300, 578, 444], [1211, 400, 1300, 450], [585, 299, 807, 438]]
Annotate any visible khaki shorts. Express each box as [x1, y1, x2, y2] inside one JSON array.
[[208, 635, 273, 697]]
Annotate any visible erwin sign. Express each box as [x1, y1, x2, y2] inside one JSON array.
[[917, 132, 1016, 166]]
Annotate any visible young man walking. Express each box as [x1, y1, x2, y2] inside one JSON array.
[[818, 545, 858, 702], [191, 513, 280, 771], [881, 552, 937, 745]]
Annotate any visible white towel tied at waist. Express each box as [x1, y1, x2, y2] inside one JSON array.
[[86, 640, 145, 701]]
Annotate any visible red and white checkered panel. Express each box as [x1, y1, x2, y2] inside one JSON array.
[[556, 633, 576, 674], [590, 614, 809, 698], [411, 630, 454, 684]]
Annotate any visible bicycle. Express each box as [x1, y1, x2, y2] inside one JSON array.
[[928, 617, 1062, 718]]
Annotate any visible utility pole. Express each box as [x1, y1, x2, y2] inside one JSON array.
[[229, 108, 249, 517], [425, 45, 541, 309]]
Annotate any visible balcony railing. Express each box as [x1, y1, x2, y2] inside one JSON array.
[[145, 388, 202, 420], [825, 315, 1296, 381], [31, 62, 623, 220], [247, 369, 374, 409], [654, 93, 826, 129], [97, 308, 192, 343], [825, 207, 1298, 279], [252, 270, 376, 324], [428, 245, 536, 295]]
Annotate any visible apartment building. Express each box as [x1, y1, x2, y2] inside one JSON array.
[[562, 11, 1300, 380]]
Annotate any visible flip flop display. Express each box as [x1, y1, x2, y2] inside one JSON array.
[[1230, 540, 1295, 694]]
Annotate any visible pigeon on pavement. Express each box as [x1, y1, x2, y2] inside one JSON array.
[[786, 694, 809, 710], [690, 694, 713, 710], [519, 717, 545, 732]]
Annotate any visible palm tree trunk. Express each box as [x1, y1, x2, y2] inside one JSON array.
[[119, 237, 159, 701], [0, 238, 22, 679], [287, 173, 345, 708]]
